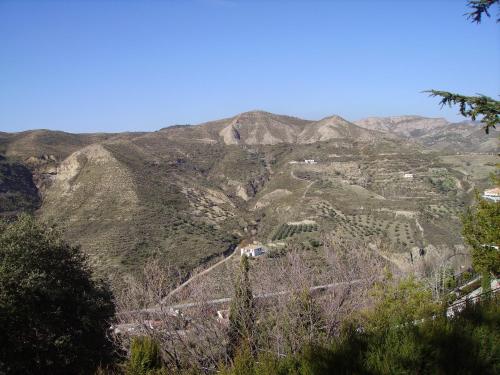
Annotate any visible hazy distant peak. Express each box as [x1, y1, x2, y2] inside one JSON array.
[[316, 114, 352, 124], [231, 110, 279, 125], [356, 115, 448, 125], [161, 111, 382, 145], [354, 115, 451, 137], [230, 110, 311, 126], [236, 109, 274, 116], [217, 110, 305, 145]]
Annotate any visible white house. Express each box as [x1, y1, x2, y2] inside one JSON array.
[[240, 244, 266, 257], [403, 173, 413, 179], [481, 244, 499, 251], [483, 187, 500, 202], [304, 159, 317, 164], [216, 309, 230, 324]]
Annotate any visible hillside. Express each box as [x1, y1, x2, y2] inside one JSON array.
[[354, 115, 450, 136], [1, 111, 497, 286], [0, 155, 40, 216], [354, 116, 498, 152], [161, 110, 381, 145]]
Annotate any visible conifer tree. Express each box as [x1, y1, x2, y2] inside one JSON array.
[[462, 193, 500, 292], [428, 0, 499, 293], [227, 255, 255, 359], [427, 0, 499, 133]]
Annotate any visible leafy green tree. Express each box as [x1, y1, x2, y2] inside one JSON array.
[[227, 256, 255, 359], [462, 194, 500, 291], [0, 215, 115, 374], [364, 275, 441, 330]]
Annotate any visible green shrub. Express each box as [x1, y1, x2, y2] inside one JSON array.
[[272, 224, 287, 241], [308, 238, 319, 248], [126, 336, 164, 375], [221, 296, 500, 375]]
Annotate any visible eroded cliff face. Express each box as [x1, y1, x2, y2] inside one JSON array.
[[36, 144, 143, 274], [0, 155, 40, 215], [40, 143, 138, 220], [24, 154, 59, 198]]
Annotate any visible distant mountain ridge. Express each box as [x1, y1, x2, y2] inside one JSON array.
[[354, 115, 495, 152], [159, 110, 381, 145], [1, 111, 496, 164], [354, 115, 450, 137], [155, 110, 497, 151], [2, 111, 493, 150]]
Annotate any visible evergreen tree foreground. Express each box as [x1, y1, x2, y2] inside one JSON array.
[[426, 0, 499, 133], [227, 255, 255, 360], [0, 215, 115, 374]]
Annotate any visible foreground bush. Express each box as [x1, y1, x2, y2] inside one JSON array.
[[0, 215, 115, 374], [220, 297, 500, 375], [126, 336, 164, 375]]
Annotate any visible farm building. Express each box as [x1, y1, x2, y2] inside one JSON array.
[[483, 187, 500, 202], [217, 309, 229, 325], [240, 244, 267, 257]]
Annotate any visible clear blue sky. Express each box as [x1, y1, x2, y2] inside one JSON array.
[[1, 0, 498, 133]]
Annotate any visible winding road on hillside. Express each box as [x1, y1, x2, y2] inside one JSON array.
[[127, 278, 366, 316], [161, 244, 238, 304], [290, 168, 315, 200]]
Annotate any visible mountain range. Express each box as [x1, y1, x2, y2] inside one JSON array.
[[155, 111, 494, 150], [0, 111, 497, 285]]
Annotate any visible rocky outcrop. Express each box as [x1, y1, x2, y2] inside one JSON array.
[[0, 155, 40, 214]]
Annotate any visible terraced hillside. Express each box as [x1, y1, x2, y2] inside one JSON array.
[[1, 111, 497, 286]]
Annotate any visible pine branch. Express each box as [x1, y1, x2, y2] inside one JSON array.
[[425, 90, 500, 134], [466, 0, 499, 23]]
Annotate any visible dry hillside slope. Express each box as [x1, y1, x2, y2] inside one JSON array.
[[355, 116, 498, 152], [1, 110, 497, 286]]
